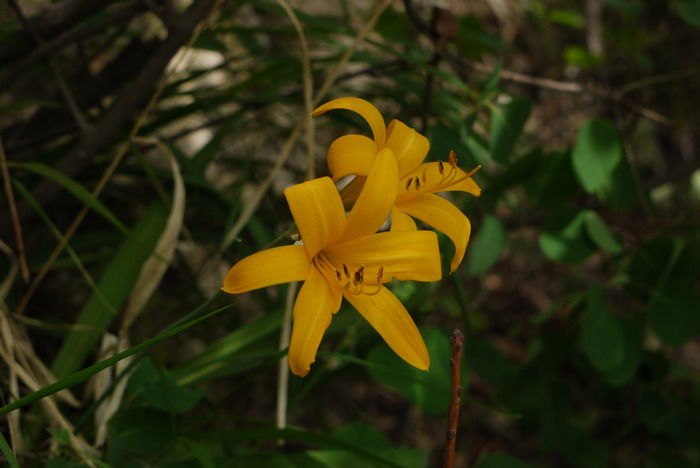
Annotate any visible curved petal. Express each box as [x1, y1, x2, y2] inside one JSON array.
[[312, 97, 386, 148], [223, 245, 310, 294], [344, 286, 429, 371], [288, 266, 342, 377], [324, 230, 441, 283], [390, 206, 417, 231], [327, 134, 375, 180], [385, 120, 430, 176], [398, 162, 481, 198], [397, 193, 472, 273], [285, 177, 346, 259], [339, 148, 398, 243]]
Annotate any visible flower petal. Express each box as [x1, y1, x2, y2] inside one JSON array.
[[390, 206, 417, 231], [223, 245, 310, 294], [288, 266, 342, 377], [312, 97, 386, 148], [339, 148, 398, 243], [324, 230, 441, 283], [327, 134, 375, 180], [399, 162, 481, 198], [397, 193, 472, 273], [344, 286, 429, 371], [385, 119, 430, 176], [285, 177, 346, 259]]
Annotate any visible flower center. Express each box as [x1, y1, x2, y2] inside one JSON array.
[[399, 150, 480, 200], [312, 252, 383, 296]]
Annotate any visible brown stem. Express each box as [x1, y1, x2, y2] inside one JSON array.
[[444, 329, 464, 468], [0, 136, 29, 283]]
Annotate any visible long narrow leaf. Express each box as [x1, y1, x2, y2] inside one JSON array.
[[0, 304, 230, 417]]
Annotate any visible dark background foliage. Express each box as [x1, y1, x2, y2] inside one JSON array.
[[0, 0, 699, 467]]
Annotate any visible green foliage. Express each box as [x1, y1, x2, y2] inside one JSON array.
[[1, 0, 698, 467]]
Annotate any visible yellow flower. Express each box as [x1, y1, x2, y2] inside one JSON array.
[[312, 97, 481, 273], [222, 149, 442, 377]]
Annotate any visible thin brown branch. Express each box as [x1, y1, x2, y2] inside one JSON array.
[[13, 0, 222, 316], [0, 2, 145, 89], [0, 0, 119, 63], [0, 136, 29, 283], [444, 329, 464, 468]]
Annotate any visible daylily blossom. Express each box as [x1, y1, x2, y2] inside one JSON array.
[[312, 97, 481, 273], [222, 150, 442, 377]]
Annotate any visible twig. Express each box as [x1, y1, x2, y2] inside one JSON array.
[[444, 329, 463, 468], [14, 0, 222, 316], [0, 137, 29, 283]]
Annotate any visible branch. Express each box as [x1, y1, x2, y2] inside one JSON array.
[[0, 0, 121, 63], [444, 329, 464, 468], [9, 0, 219, 225]]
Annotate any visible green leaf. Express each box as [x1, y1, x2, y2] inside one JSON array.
[[599, 315, 644, 386], [51, 202, 169, 378], [583, 210, 623, 254], [466, 215, 506, 276], [539, 210, 597, 263], [366, 327, 456, 414], [130, 358, 202, 413], [629, 238, 700, 345], [524, 150, 578, 210], [0, 298, 228, 417], [0, 431, 20, 468], [173, 309, 283, 385], [478, 453, 544, 468], [108, 408, 173, 457], [9, 161, 131, 236], [678, 1, 700, 28], [490, 97, 531, 162], [580, 284, 625, 373], [571, 119, 623, 195]]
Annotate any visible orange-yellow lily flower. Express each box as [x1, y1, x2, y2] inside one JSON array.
[[312, 97, 481, 273], [222, 149, 442, 377]]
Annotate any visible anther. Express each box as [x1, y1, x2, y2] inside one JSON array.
[[343, 264, 349, 278], [405, 178, 413, 191], [438, 160, 444, 175], [335, 270, 342, 281], [421, 168, 428, 184], [449, 150, 457, 168], [415, 177, 421, 190]]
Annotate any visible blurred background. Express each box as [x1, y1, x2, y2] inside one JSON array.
[[1, 0, 699, 466]]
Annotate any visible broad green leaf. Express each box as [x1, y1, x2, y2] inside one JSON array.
[[580, 284, 625, 373], [8, 161, 130, 236], [583, 210, 623, 254], [628, 238, 700, 345], [130, 358, 202, 413], [490, 97, 531, 163], [366, 327, 457, 414], [600, 315, 644, 386], [478, 453, 544, 468], [539, 210, 596, 263], [466, 215, 507, 276], [51, 202, 169, 378], [571, 119, 623, 195], [188, 428, 405, 468], [678, 1, 700, 28], [108, 408, 173, 458], [649, 275, 700, 346], [525, 150, 578, 210], [463, 337, 516, 386]]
